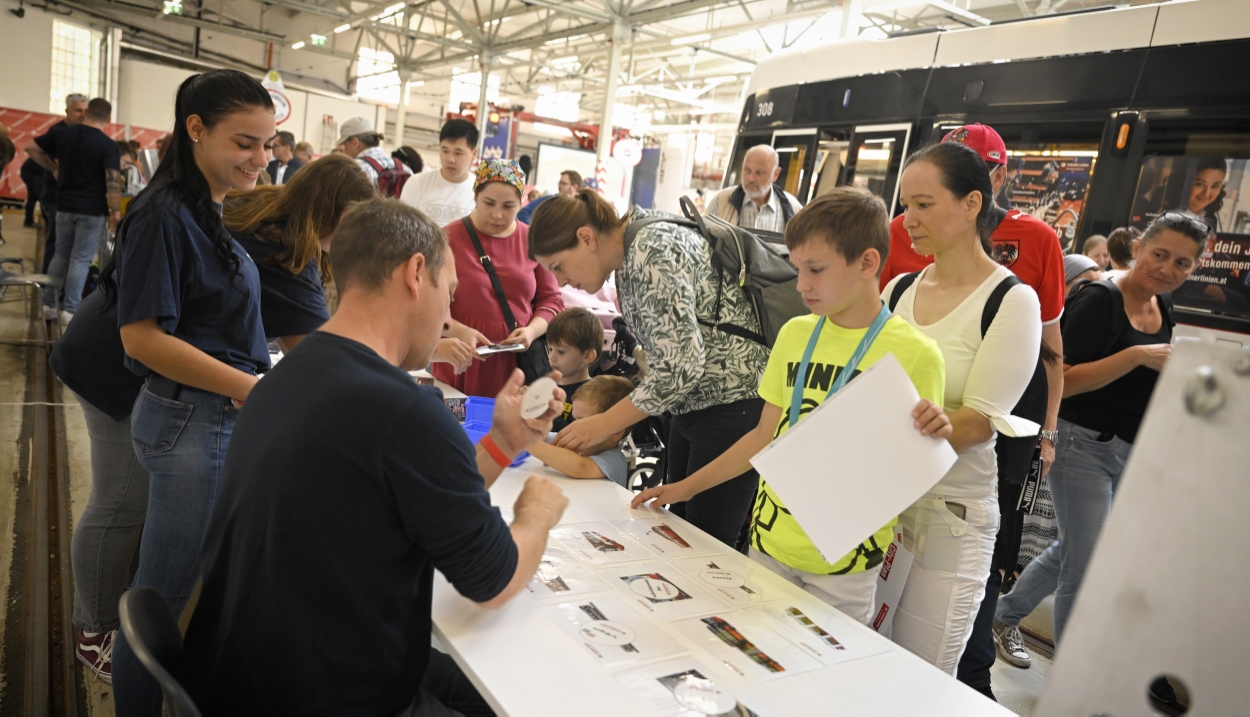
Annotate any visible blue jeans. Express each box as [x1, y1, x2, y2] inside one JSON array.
[[112, 381, 240, 717], [44, 211, 106, 314], [71, 394, 149, 632], [993, 418, 1131, 644]]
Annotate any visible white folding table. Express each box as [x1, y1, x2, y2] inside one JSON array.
[[431, 460, 1012, 716]]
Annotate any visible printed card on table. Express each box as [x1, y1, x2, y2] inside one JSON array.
[[550, 522, 655, 565], [613, 656, 760, 717], [746, 598, 890, 666], [524, 544, 611, 600], [668, 556, 787, 607], [538, 594, 686, 668], [671, 610, 823, 683], [611, 519, 719, 557], [596, 562, 721, 619]]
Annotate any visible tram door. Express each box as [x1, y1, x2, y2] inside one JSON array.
[[841, 124, 912, 215], [771, 130, 818, 204]]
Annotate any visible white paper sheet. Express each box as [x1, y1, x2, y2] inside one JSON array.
[[551, 522, 656, 565], [670, 610, 824, 683], [749, 353, 958, 567], [596, 562, 722, 619], [746, 597, 891, 666], [525, 544, 612, 600], [667, 556, 787, 607], [612, 519, 720, 558], [613, 657, 760, 716], [538, 595, 687, 668]]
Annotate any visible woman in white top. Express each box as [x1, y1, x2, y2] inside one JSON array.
[[882, 142, 1042, 675]]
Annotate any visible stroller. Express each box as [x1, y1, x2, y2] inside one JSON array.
[[591, 316, 669, 492]]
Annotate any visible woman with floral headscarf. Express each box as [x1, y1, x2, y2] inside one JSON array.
[[433, 159, 564, 397]]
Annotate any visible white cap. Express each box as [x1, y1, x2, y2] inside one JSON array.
[[336, 117, 376, 144]]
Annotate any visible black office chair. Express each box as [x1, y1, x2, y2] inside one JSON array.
[[118, 587, 203, 717]]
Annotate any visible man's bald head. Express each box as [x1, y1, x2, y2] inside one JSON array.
[[742, 145, 782, 201]]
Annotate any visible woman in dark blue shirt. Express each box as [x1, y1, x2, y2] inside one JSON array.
[[109, 69, 275, 716], [222, 153, 376, 352]]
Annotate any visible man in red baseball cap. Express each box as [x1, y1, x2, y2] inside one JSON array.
[[882, 123, 1066, 700]]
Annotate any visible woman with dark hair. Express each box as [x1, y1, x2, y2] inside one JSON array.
[[883, 142, 1042, 674], [223, 153, 375, 351], [104, 69, 274, 714], [1183, 157, 1227, 230], [528, 187, 771, 549], [432, 159, 564, 397], [995, 212, 1205, 653], [392, 145, 424, 174]]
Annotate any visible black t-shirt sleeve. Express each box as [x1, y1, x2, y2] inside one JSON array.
[[104, 138, 121, 172], [33, 127, 58, 155], [233, 234, 331, 338], [387, 394, 518, 602], [1062, 285, 1117, 365]]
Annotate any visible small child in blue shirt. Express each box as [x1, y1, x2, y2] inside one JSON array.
[[528, 375, 634, 486]]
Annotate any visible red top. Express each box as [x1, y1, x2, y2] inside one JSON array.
[[879, 210, 1066, 325], [431, 218, 564, 397]]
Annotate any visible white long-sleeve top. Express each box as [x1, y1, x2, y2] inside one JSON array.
[[883, 264, 1042, 500]]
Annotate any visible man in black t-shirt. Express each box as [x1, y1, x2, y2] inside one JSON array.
[[181, 198, 569, 716], [26, 97, 121, 324]]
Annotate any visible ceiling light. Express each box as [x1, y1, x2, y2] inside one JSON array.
[[671, 32, 711, 46], [291, 41, 305, 49], [334, 23, 352, 33]]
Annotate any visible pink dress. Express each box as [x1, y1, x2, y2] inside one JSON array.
[[431, 218, 564, 397]]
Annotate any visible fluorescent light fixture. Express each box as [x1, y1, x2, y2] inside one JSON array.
[[671, 32, 711, 45], [334, 23, 352, 33], [291, 41, 305, 49], [705, 75, 737, 84]]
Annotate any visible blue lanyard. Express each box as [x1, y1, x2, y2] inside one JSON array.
[[788, 305, 892, 428]]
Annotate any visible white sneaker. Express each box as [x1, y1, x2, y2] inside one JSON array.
[[993, 623, 1032, 668], [41, 305, 59, 321], [59, 311, 74, 328]]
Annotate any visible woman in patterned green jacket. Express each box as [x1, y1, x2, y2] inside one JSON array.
[[529, 189, 770, 548]]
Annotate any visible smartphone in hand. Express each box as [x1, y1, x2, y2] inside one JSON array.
[[476, 343, 527, 356]]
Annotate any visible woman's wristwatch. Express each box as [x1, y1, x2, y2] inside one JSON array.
[[1040, 429, 1059, 444]]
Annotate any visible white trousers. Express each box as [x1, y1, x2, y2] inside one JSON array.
[[749, 548, 879, 626], [890, 493, 999, 676]]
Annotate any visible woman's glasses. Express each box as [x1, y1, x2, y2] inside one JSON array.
[[1159, 211, 1214, 236]]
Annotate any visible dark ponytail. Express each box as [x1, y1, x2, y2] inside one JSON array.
[[102, 69, 273, 304], [904, 142, 996, 253]]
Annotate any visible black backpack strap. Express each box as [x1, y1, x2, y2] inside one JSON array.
[[461, 217, 520, 332], [775, 184, 796, 224], [981, 274, 1023, 338], [887, 272, 920, 312], [729, 185, 746, 214]]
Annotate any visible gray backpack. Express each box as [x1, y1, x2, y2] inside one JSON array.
[[623, 196, 807, 348]]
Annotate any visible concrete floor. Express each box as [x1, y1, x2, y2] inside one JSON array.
[[0, 207, 1060, 716]]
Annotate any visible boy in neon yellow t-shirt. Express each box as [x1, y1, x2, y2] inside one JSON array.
[[633, 186, 950, 625]]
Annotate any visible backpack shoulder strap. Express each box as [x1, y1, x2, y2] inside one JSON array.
[[981, 274, 1023, 338], [729, 185, 746, 214], [887, 272, 920, 312], [622, 214, 698, 254], [360, 155, 384, 173], [775, 184, 796, 224]]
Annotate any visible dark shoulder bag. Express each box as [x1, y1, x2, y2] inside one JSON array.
[[461, 218, 552, 384]]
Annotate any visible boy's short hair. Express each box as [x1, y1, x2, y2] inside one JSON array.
[[784, 186, 890, 273], [572, 376, 634, 414], [440, 118, 480, 148], [546, 307, 604, 357]]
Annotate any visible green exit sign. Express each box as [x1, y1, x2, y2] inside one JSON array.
[[162, 0, 182, 14], [310, 34, 327, 46]]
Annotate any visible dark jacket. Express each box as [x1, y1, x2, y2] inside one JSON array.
[[266, 157, 305, 185]]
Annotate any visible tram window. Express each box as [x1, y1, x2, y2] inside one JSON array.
[[809, 132, 850, 203], [724, 134, 771, 189], [1128, 155, 1250, 323], [773, 134, 815, 200], [851, 137, 895, 198]]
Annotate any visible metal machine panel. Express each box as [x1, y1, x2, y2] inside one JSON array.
[[1037, 342, 1250, 716], [1153, 0, 1250, 47]]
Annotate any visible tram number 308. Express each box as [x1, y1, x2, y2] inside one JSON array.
[[756, 101, 774, 117]]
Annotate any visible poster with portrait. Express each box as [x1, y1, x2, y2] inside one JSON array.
[[1128, 156, 1250, 320], [1006, 155, 1094, 252]]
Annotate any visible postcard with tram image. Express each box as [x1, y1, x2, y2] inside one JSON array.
[[744, 598, 890, 667], [671, 610, 823, 683], [538, 594, 686, 668], [611, 518, 720, 557], [596, 562, 721, 619], [549, 522, 655, 565], [614, 656, 760, 717], [524, 543, 612, 600]]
